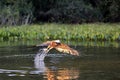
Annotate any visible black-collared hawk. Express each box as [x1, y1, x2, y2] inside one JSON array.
[[37, 40, 79, 56]]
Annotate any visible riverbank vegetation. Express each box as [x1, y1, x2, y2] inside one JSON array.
[[0, 23, 120, 41]]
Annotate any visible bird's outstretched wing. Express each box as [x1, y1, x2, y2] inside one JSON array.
[[36, 40, 60, 47], [36, 41, 51, 47], [55, 43, 79, 56]]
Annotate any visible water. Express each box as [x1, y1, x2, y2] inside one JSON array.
[[0, 41, 120, 80]]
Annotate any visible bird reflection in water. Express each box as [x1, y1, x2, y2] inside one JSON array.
[[34, 48, 80, 80]]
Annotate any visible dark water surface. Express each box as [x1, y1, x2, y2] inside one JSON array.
[[0, 41, 120, 80]]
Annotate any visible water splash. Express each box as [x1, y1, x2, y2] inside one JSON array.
[[33, 48, 48, 74], [33, 58, 46, 74], [34, 48, 48, 61]]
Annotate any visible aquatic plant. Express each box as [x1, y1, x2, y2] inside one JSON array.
[[0, 23, 120, 41]]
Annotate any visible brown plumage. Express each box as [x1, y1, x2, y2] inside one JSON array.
[[38, 40, 79, 56]]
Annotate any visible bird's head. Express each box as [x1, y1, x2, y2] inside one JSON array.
[[46, 40, 61, 52]]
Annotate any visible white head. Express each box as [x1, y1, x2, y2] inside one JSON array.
[[54, 40, 61, 43]]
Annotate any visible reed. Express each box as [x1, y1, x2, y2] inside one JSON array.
[[0, 23, 120, 41]]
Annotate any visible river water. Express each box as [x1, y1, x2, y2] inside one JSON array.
[[0, 41, 120, 80]]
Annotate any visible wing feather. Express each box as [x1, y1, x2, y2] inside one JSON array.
[[36, 40, 60, 47], [55, 43, 79, 56]]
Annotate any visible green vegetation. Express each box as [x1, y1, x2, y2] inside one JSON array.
[[0, 23, 120, 41]]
